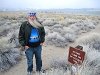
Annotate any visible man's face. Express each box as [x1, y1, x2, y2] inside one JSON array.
[[28, 16, 36, 21]]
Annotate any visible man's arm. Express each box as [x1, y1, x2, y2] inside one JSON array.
[[18, 23, 26, 46], [40, 26, 45, 43]]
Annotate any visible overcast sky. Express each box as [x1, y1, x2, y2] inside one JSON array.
[[0, 0, 100, 9]]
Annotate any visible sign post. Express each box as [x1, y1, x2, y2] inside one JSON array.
[[68, 45, 85, 75]]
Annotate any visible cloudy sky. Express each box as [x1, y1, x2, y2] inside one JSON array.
[[0, 0, 100, 9]]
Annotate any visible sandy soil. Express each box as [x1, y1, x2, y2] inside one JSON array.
[[1, 24, 100, 75]]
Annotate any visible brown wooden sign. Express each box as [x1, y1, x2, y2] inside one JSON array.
[[68, 46, 85, 65]]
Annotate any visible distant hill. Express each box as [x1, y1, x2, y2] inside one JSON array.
[[0, 8, 100, 15]]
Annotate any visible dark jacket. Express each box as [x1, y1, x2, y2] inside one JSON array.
[[19, 21, 45, 47]]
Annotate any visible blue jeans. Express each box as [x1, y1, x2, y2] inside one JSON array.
[[25, 45, 42, 72]]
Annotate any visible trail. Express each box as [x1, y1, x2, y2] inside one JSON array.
[[1, 24, 100, 75]]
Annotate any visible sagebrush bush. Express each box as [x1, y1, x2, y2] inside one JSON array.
[[0, 37, 10, 51], [0, 48, 21, 72], [44, 14, 99, 48], [42, 19, 57, 26], [75, 33, 100, 75], [76, 33, 100, 51], [79, 47, 100, 75], [0, 15, 21, 72], [46, 32, 68, 47]]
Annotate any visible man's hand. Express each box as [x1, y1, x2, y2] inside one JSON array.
[[40, 43, 44, 46], [25, 46, 29, 50], [40, 42, 46, 46]]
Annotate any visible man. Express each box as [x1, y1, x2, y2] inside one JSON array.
[[19, 12, 45, 75]]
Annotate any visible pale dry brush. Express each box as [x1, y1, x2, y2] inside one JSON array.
[[75, 33, 100, 75], [0, 16, 21, 72]]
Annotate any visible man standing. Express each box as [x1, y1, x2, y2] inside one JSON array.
[[19, 12, 45, 75]]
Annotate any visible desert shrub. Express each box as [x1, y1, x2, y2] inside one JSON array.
[[46, 32, 68, 47], [1, 16, 18, 20], [41, 14, 99, 48], [64, 33, 76, 42], [42, 19, 57, 26], [0, 22, 11, 33], [53, 27, 63, 33], [45, 19, 97, 47], [0, 37, 11, 52], [76, 33, 100, 51], [75, 33, 100, 75], [52, 24, 63, 29], [44, 26, 51, 35], [0, 30, 19, 51], [0, 17, 21, 72], [0, 48, 21, 72], [79, 47, 100, 75], [52, 24, 63, 33], [0, 29, 10, 37]]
